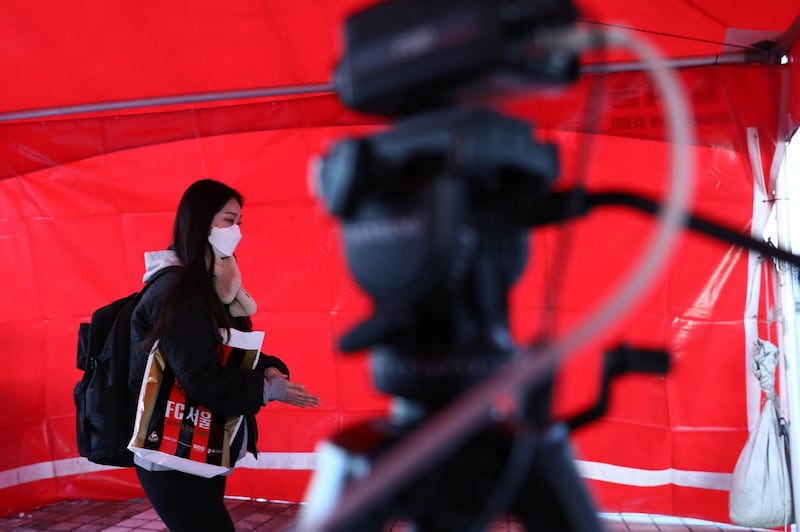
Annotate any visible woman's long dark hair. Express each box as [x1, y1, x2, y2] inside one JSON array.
[[144, 179, 244, 349]]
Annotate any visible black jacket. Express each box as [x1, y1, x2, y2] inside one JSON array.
[[129, 267, 286, 461]]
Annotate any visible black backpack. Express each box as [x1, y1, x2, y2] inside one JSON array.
[[73, 269, 172, 467]]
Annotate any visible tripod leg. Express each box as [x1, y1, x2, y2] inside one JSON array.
[[512, 423, 605, 532]]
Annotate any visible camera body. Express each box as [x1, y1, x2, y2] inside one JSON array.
[[334, 0, 579, 116], [316, 106, 560, 402]]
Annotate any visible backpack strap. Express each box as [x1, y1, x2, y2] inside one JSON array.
[[141, 265, 180, 293]]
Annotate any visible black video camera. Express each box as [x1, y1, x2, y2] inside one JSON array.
[[334, 0, 579, 116]]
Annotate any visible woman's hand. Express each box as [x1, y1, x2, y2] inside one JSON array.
[[283, 381, 322, 409], [265, 367, 321, 409]]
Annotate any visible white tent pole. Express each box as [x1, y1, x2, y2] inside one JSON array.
[[771, 139, 800, 527]]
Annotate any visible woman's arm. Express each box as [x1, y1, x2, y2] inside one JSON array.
[[257, 353, 290, 379], [158, 296, 264, 416]]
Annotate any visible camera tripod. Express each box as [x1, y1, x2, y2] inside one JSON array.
[[295, 2, 680, 528], [299, 342, 668, 531]]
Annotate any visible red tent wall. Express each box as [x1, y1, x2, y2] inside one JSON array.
[[1, 0, 796, 115], [2, 0, 800, 524], [0, 55, 791, 524]]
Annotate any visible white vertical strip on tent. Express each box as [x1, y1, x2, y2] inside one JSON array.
[[746, 128, 772, 428], [770, 70, 794, 429], [772, 133, 800, 528]]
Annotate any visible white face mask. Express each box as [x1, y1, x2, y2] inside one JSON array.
[[208, 224, 242, 258]]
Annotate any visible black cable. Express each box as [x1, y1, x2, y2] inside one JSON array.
[[586, 190, 800, 268], [578, 20, 754, 51]]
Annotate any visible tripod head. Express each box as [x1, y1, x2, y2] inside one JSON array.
[[317, 107, 560, 403], [314, 0, 579, 406]]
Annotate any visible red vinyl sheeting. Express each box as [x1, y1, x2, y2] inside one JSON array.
[[1, 0, 800, 525]]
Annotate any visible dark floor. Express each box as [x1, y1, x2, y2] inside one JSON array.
[[0, 499, 778, 531]]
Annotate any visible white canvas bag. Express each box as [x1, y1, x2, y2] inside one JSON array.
[[729, 339, 793, 528]]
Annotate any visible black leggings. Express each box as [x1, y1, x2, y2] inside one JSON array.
[[135, 466, 235, 532]]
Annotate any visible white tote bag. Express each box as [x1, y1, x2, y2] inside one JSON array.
[[128, 328, 264, 478], [729, 340, 793, 528]]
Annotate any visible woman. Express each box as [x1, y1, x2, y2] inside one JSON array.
[[129, 179, 321, 531]]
